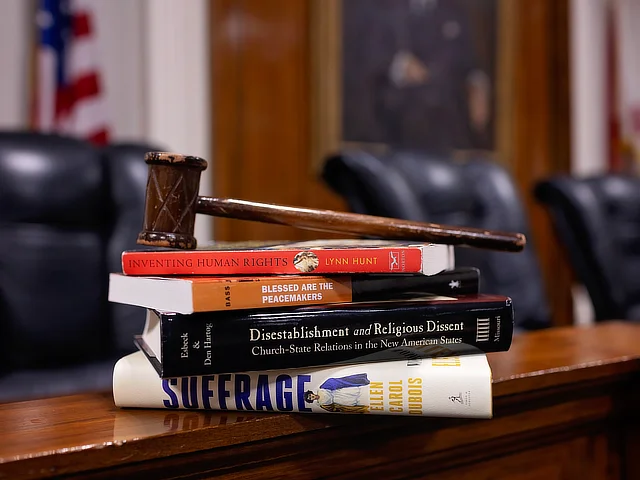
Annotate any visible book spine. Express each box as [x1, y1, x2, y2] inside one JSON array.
[[196, 276, 354, 311], [352, 268, 479, 301], [121, 247, 429, 275], [152, 297, 512, 377], [113, 351, 493, 418], [193, 268, 480, 311]]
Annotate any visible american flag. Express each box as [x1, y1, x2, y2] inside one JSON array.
[[33, 0, 110, 145]]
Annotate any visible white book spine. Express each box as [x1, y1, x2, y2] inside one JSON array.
[[113, 351, 493, 418], [420, 244, 455, 275]]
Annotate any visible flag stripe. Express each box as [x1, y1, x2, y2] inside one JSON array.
[[74, 72, 100, 101], [68, 39, 100, 78], [68, 96, 110, 136], [87, 129, 109, 145], [55, 73, 101, 118], [72, 12, 91, 37]]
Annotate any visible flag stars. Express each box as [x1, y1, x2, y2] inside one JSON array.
[[36, 10, 54, 29]]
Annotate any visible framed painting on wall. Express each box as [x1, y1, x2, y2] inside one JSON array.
[[310, 0, 514, 170]]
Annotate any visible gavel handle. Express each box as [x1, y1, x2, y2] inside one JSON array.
[[196, 197, 526, 252]]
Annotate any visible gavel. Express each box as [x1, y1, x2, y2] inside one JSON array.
[[137, 152, 526, 252]]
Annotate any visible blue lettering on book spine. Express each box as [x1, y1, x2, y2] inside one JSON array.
[[235, 375, 252, 410], [161, 374, 313, 412], [256, 375, 273, 410], [218, 374, 231, 409], [276, 374, 293, 411]]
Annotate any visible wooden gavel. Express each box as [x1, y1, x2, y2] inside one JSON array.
[[136, 152, 526, 252]]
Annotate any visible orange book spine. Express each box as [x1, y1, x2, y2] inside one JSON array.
[[192, 277, 354, 311], [121, 248, 425, 275]]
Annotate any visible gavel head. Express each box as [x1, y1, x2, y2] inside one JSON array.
[[137, 152, 207, 249]]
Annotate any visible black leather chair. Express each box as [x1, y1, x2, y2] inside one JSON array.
[[322, 150, 550, 330], [535, 174, 640, 322], [0, 132, 158, 402]]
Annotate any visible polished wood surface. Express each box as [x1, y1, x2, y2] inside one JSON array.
[[0, 322, 639, 479]]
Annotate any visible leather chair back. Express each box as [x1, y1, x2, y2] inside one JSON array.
[[535, 174, 640, 321], [103, 143, 158, 352], [0, 133, 108, 370], [322, 150, 550, 330], [0, 132, 156, 400]]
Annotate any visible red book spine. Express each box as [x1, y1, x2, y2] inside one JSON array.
[[121, 247, 426, 275]]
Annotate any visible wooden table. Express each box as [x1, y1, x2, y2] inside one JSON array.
[[1, 321, 640, 479]]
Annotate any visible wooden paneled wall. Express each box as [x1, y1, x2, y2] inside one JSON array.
[[210, 0, 574, 326], [506, 0, 574, 326]]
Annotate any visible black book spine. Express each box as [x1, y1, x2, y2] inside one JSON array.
[[351, 267, 480, 300], [151, 294, 513, 377]]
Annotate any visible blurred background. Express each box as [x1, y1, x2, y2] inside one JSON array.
[[0, 0, 637, 331]]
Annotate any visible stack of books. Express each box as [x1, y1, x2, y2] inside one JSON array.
[[109, 239, 514, 419]]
